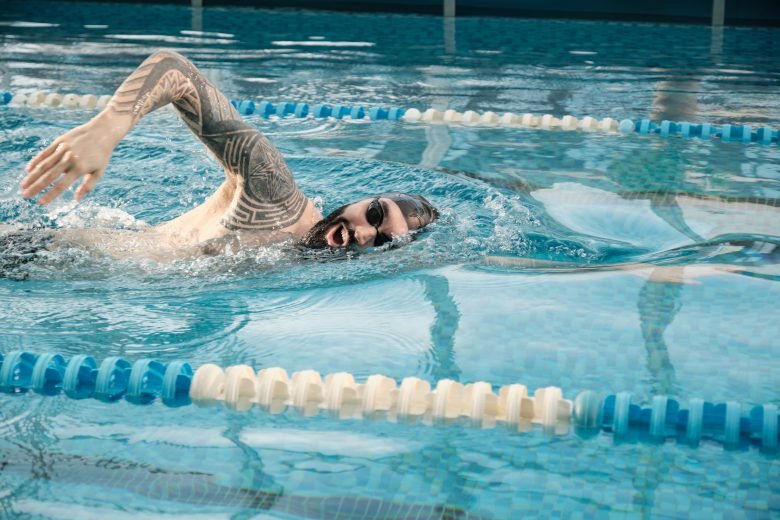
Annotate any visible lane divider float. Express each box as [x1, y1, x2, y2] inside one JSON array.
[[1, 91, 777, 146], [0, 351, 777, 451]]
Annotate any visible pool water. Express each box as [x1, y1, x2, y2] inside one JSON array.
[[1, 1, 779, 518]]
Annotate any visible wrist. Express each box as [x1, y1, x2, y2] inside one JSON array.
[[91, 108, 133, 146]]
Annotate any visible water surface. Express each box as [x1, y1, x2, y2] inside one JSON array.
[[1, 1, 779, 518]]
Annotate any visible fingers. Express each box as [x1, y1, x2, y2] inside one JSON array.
[[37, 170, 81, 205], [22, 150, 76, 200], [21, 144, 69, 191], [75, 170, 103, 202], [24, 140, 62, 176]]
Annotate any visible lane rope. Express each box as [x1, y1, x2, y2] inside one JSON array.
[[0, 350, 777, 451], [1, 90, 777, 146]]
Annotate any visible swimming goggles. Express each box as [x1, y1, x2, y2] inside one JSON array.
[[366, 198, 393, 247]]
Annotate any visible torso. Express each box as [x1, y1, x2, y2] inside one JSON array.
[[48, 182, 322, 261]]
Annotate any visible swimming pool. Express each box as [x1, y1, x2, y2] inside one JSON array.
[[1, 0, 779, 517]]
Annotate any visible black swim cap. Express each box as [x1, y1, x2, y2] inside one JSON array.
[[381, 193, 439, 231]]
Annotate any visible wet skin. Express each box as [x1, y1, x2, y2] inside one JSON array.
[[324, 197, 410, 248], [16, 51, 427, 256]]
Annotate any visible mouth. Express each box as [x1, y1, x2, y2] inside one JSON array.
[[326, 222, 350, 247]]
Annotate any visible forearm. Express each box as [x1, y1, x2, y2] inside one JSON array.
[[107, 50, 197, 122], [96, 51, 187, 144], [96, 51, 306, 229], [101, 51, 242, 164]]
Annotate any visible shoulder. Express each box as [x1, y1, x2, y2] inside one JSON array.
[[223, 184, 309, 232]]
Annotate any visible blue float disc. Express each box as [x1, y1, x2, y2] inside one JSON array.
[[237, 100, 255, 116], [63, 355, 98, 399], [161, 360, 193, 407], [0, 351, 38, 393], [387, 107, 406, 120], [722, 124, 735, 142], [369, 107, 389, 120], [126, 359, 165, 405], [277, 101, 295, 116], [312, 104, 331, 118], [94, 356, 131, 402], [31, 353, 66, 395], [258, 101, 275, 117], [293, 103, 309, 118], [349, 106, 365, 119], [741, 125, 753, 144], [686, 398, 704, 444], [330, 105, 345, 118], [612, 392, 631, 436], [757, 127, 773, 145]]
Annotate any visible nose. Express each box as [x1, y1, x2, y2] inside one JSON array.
[[354, 225, 374, 246]]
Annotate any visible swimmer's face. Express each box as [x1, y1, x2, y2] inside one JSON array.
[[324, 197, 409, 248], [301, 193, 439, 249]]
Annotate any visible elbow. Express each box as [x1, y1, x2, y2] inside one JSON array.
[[147, 49, 189, 65]]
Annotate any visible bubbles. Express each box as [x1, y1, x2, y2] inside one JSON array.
[[483, 190, 537, 255], [47, 201, 148, 230]]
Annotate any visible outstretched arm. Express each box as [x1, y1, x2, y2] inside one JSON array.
[[22, 51, 307, 231]]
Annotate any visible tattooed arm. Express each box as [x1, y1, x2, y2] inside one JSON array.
[[22, 51, 307, 231]]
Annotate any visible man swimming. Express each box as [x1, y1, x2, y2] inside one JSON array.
[[9, 51, 775, 285], [17, 51, 439, 255]]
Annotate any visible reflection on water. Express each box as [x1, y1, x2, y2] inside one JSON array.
[[0, 447, 482, 518], [638, 275, 681, 395], [419, 274, 461, 381]]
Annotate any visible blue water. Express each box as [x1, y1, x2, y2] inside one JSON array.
[[1, 1, 780, 518]]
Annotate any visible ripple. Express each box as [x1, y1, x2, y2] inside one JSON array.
[[232, 279, 433, 376], [104, 34, 239, 45], [0, 283, 251, 358], [261, 118, 342, 138], [180, 30, 234, 38], [271, 40, 376, 48], [0, 409, 31, 438], [0, 21, 59, 28]]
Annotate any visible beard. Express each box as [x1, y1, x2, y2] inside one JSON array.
[[298, 203, 349, 249]]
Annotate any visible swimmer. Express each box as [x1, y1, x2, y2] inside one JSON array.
[[16, 51, 439, 257]]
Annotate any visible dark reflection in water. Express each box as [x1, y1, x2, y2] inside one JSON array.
[[0, 446, 486, 519], [650, 75, 701, 124], [419, 274, 462, 381], [637, 275, 682, 395]]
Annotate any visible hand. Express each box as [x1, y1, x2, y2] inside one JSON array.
[[21, 111, 126, 205]]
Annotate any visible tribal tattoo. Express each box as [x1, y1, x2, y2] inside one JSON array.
[[109, 51, 307, 231]]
